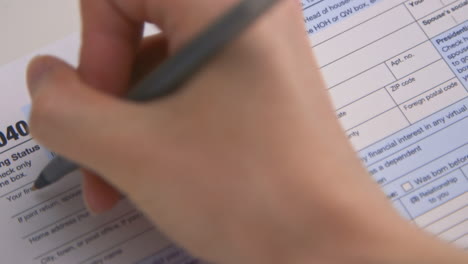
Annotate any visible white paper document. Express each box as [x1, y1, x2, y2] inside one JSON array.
[[0, 0, 466, 263], [303, 0, 468, 248]]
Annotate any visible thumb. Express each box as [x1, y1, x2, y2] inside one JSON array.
[[26, 56, 146, 181]]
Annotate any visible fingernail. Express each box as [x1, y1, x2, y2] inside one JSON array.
[[83, 194, 99, 216], [82, 180, 120, 215], [26, 56, 58, 96]]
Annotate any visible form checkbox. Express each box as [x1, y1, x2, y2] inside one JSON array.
[[402, 182, 414, 192]]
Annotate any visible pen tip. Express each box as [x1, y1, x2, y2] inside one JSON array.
[[32, 172, 50, 190]]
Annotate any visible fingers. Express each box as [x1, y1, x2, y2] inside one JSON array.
[[114, 0, 238, 47], [79, 0, 142, 95], [78, 0, 145, 213], [79, 0, 171, 211], [131, 34, 169, 83], [26, 56, 147, 177], [80, 0, 237, 61], [81, 34, 168, 213], [74, 0, 304, 215], [78, 1, 172, 213], [82, 170, 122, 214], [77, 0, 241, 214]]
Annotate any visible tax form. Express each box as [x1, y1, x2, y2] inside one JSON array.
[[0, 0, 466, 263], [304, 0, 468, 248]]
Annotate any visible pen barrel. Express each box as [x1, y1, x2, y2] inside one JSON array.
[[127, 0, 280, 101], [41, 156, 79, 184]]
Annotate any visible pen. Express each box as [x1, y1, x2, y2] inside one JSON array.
[[32, 0, 280, 190]]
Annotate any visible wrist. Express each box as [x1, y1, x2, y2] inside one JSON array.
[[368, 223, 468, 264], [238, 194, 467, 264], [315, 215, 468, 264]]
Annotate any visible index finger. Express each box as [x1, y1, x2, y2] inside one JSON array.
[[79, 0, 240, 94], [79, 0, 143, 94]]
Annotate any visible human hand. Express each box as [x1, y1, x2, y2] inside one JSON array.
[[26, 0, 468, 263]]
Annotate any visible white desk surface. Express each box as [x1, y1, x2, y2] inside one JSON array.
[[0, 0, 80, 65]]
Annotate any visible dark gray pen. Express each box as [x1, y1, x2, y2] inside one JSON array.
[[33, 0, 280, 190]]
